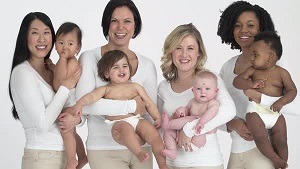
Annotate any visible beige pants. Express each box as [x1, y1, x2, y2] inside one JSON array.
[[22, 149, 66, 169], [227, 147, 274, 169], [87, 146, 153, 169], [168, 164, 224, 169]]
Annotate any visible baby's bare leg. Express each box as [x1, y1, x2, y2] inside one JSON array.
[[270, 115, 288, 168], [61, 128, 78, 169], [74, 130, 88, 169], [136, 119, 168, 169], [246, 113, 287, 169], [162, 129, 177, 159], [111, 121, 149, 163], [162, 112, 197, 130]]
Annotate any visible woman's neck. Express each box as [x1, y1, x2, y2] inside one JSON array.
[[28, 57, 53, 85], [235, 48, 253, 74], [102, 44, 131, 56], [171, 71, 194, 93], [28, 58, 46, 72]]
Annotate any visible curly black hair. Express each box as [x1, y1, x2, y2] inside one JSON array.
[[217, 1, 275, 51]]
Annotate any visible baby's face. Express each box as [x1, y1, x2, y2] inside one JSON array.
[[55, 30, 81, 58], [250, 40, 275, 69], [192, 77, 218, 103], [107, 57, 130, 84]]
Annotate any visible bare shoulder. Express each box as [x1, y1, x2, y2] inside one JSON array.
[[208, 99, 220, 107]]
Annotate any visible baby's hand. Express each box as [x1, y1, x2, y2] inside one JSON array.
[[252, 78, 267, 89], [45, 58, 55, 72], [174, 106, 186, 118], [71, 104, 82, 116], [270, 100, 284, 112], [59, 49, 70, 59], [193, 122, 204, 135], [154, 118, 162, 129]]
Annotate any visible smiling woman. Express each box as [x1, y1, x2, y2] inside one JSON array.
[[74, 0, 158, 169], [3, 1, 300, 169], [8, 12, 81, 169]]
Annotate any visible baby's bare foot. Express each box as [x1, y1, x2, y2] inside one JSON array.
[[272, 157, 288, 169], [65, 157, 78, 169], [162, 149, 176, 160], [76, 155, 88, 169], [137, 152, 149, 163]]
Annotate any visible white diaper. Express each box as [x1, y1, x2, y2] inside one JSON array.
[[246, 100, 281, 129], [104, 114, 143, 131]]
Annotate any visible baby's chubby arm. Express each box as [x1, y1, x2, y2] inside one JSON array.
[[135, 83, 161, 129]]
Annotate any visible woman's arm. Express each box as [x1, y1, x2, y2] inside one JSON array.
[[183, 73, 236, 136], [11, 66, 70, 132]]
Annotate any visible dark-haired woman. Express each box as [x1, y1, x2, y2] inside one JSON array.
[[74, 0, 157, 168], [9, 12, 81, 169], [218, 1, 299, 168]]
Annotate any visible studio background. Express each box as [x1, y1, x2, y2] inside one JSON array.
[[1, 1, 299, 168]]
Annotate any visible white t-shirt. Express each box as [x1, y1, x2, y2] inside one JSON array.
[[157, 72, 236, 167], [76, 47, 157, 150], [10, 61, 71, 151]]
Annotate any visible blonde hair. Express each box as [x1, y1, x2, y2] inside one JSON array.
[[160, 23, 207, 82]]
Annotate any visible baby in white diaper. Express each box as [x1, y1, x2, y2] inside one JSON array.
[[233, 31, 297, 169]]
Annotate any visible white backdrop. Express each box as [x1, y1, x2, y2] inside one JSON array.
[[1, 1, 299, 168]]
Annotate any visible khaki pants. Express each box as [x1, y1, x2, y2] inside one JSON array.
[[87, 146, 153, 169], [227, 147, 274, 169], [168, 164, 224, 169], [22, 149, 66, 169]]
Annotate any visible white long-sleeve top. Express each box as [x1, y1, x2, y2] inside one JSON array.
[[220, 55, 300, 153], [157, 72, 236, 167], [10, 61, 71, 151], [76, 47, 157, 150]]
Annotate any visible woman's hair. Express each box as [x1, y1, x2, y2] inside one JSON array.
[[56, 22, 82, 48], [161, 23, 207, 82], [9, 12, 55, 120], [217, 1, 275, 50], [102, 0, 142, 40], [97, 50, 132, 82]]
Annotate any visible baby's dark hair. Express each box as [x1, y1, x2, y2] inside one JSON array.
[[97, 50, 132, 82], [56, 22, 82, 47], [217, 1, 275, 51], [254, 31, 282, 60]]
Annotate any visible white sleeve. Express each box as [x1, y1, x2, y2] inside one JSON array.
[[141, 59, 157, 121], [76, 51, 136, 116], [11, 66, 70, 132], [143, 59, 158, 104], [183, 73, 236, 137]]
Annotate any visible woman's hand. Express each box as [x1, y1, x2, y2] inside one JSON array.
[[62, 64, 82, 89], [44, 58, 56, 72], [134, 96, 145, 116], [227, 118, 253, 141], [58, 107, 81, 133], [176, 129, 193, 152]]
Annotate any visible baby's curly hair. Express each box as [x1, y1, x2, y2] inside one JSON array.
[[217, 1, 275, 51]]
